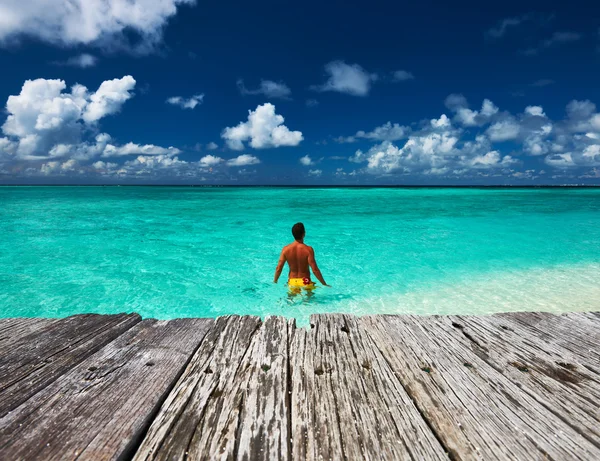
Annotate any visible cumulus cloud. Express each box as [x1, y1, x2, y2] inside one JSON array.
[[93, 160, 117, 170], [299, 155, 314, 166], [312, 61, 377, 96], [40, 158, 78, 175], [226, 154, 260, 167], [54, 53, 98, 68], [237, 79, 291, 99], [465, 151, 517, 169], [545, 153, 575, 168], [83, 76, 136, 123], [348, 95, 600, 176], [166, 94, 204, 109], [102, 142, 180, 157], [308, 169, 322, 177], [206, 142, 218, 150], [336, 122, 411, 144], [0, 0, 195, 53], [486, 119, 521, 142], [1, 76, 136, 158], [430, 114, 451, 129], [445, 94, 499, 127], [199, 155, 223, 167], [392, 70, 414, 81], [0, 76, 182, 178], [221, 103, 303, 150]]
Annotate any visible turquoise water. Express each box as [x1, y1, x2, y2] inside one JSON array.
[[1, 187, 600, 325]]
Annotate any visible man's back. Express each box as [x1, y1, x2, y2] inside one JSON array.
[[282, 241, 312, 279]]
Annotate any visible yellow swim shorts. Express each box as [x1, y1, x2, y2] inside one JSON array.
[[288, 277, 316, 290]]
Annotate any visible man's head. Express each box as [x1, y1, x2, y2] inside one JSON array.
[[292, 222, 305, 241]]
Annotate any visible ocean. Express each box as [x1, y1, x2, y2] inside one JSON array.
[[1, 186, 599, 326]]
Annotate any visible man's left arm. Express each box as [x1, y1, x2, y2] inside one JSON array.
[[273, 249, 286, 283]]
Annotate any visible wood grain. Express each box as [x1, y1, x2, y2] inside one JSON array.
[[0, 313, 141, 417], [0, 318, 212, 461], [360, 314, 600, 460], [290, 314, 448, 460]]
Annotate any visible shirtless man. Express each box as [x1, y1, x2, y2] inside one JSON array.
[[273, 222, 329, 289]]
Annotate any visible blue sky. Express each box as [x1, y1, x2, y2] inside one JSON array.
[[0, 0, 599, 184]]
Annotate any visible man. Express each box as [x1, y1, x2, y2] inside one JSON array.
[[273, 222, 329, 290]]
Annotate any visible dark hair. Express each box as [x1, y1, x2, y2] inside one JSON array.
[[292, 222, 305, 240]]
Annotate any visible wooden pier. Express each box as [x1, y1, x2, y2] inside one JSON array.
[[0, 311, 599, 460]]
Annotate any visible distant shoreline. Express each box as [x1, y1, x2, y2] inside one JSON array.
[[1, 184, 600, 188]]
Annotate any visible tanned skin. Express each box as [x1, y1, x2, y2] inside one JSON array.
[[273, 232, 329, 286]]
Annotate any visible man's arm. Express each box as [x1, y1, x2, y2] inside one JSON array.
[[308, 247, 329, 286], [273, 249, 286, 283]]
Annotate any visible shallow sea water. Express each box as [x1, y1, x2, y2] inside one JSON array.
[[1, 186, 599, 326]]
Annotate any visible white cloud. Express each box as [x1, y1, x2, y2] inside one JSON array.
[[545, 153, 575, 168], [83, 76, 136, 123], [392, 70, 414, 81], [444, 94, 469, 111], [166, 94, 204, 109], [92, 160, 117, 170], [0, 76, 181, 173], [312, 61, 377, 96], [358, 122, 410, 142], [431, 114, 451, 129], [486, 119, 520, 141], [55, 53, 98, 68], [226, 154, 260, 167], [0, 0, 195, 53], [299, 155, 314, 166], [566, 100, 596, 120], [237, 79, 291, 99], [445, 94, 499, 127], [102, 142, 180, 157], [525, 106, 546, 117], [221, 103, 303, 150], [582, 145, 600, 160], [199, 155, 223, 166], [336, 122, 411, 144], [125, 154, 187, 169], [308, 169, 322, 177], [1, 76, 135, 157], [465, 151, 517, 168], [347, 96, 600, 174], [40, 158, 78, 175]]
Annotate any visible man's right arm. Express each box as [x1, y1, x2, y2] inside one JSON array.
[[307, 247, 329, 286]]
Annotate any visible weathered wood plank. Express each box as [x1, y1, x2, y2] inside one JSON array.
[[0, 313, 141, 418], [234, 316, 293, 461], [447, 313, 600, 447], [290, 314, 448, 460], [133, 315, 262, 461], [0, 318, 213, 461], [495, 311, 600, 369], [0, 318, 59, 349], [360, 314, 600, 460]]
